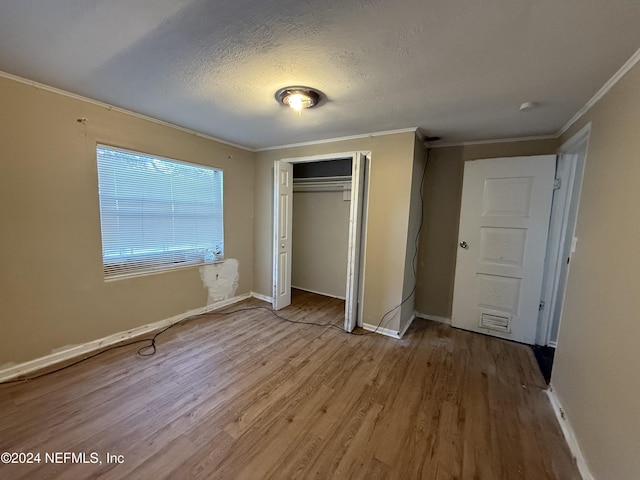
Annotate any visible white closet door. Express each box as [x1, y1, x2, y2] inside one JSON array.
[[345, 153, 366, 332], [273, 160, 293, 310]]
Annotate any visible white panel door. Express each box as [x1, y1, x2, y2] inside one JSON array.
[[273, 160, 293, 310], [344, 153, 367, 332], [452, 155, 555, 344]]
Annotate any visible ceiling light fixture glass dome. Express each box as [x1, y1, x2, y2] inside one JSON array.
[[275, 86, 322, 114]]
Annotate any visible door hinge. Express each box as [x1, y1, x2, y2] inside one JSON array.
[[553, 178, 561, 190], [539, 301, 545, 311]]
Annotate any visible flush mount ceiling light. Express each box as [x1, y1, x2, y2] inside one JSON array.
[[275, 86, 322, 114]]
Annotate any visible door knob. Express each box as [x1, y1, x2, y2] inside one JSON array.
[[459, 241, 469, 249]]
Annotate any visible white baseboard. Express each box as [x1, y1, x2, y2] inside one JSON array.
[[398, 313, 415, 338], [415, 312, 451, 324], [546, 387, 596, 480], [363, 312, 416, 339], [251, 291, 273, 303], [362, 323, 401, 339], [0, 293, 251, 383], [362, 319, 413, 340], [291, 286, 346, 300]]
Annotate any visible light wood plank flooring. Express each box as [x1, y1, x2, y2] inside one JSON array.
[[0, 289, 580, 479]]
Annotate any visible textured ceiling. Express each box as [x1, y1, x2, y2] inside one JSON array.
[[0, 0, 639, 149]]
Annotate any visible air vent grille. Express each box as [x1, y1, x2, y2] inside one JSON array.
[[480, 313, 510, 332]]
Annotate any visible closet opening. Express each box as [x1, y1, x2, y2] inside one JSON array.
[[292, 158, 352, 301], [273, 152, 370, 332]]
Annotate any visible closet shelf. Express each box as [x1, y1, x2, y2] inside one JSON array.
[[293, 176, 352, 198], [293, 176, 352, 194]]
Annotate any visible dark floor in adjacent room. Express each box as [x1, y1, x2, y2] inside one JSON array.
[[533, 345, 556, 384]]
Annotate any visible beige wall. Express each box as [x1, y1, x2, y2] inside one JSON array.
[[414, 138, 560, 319], [292, 190, 349, 298], [400, 136, 427, 330], [552, 62, 640, 480], [0, 76, 254, 366], [254, 132, 417, 334]]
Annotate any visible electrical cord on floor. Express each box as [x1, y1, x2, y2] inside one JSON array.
[[0, 339, 153, 385], [1, 150, 431, 385], [0, 305, 354, 385]]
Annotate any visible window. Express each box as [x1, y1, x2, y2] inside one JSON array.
[[96, 145, 223, 279]]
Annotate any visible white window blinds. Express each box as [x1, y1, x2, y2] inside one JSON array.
[[96, 145, 224, 279]]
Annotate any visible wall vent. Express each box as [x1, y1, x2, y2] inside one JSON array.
[[480, 313, 510, 332]]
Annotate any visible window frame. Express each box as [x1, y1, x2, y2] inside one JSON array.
[[95, 144, 224, 280]]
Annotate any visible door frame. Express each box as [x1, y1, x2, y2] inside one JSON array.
[[272, 151, 371, 331], [536, 123, 590, 346]]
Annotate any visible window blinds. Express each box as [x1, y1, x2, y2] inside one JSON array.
[[96, 145, 223, 279]]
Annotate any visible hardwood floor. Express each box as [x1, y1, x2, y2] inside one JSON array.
[[0, 289, 580, 479]]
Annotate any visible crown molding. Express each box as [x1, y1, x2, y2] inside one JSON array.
[[3, 46, 639, 153], [558, 46, 640, 137], [0, 70, 253, 152], [431, 134, 559, 149], [255, 127, 419, 152]]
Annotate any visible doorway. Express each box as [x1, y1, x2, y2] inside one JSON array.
[[534, 125, 590, 381], [449, 130, 589, 382], [272, 151, 370, 333]]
